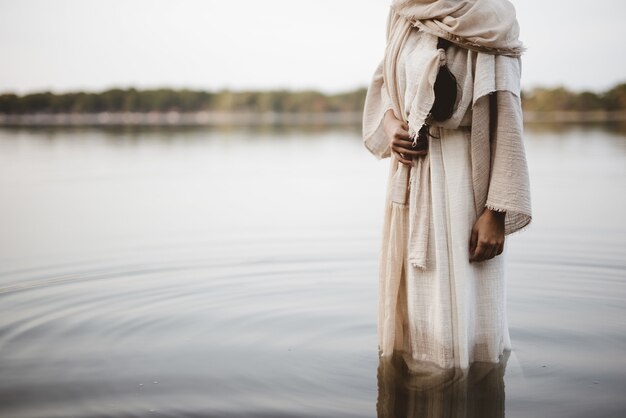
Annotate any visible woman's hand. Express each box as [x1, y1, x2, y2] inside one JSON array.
[[469, 208, 506, 262], [383, 109, 427, 166]]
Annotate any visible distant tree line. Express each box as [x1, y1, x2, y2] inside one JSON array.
[[0, 88, 368, 114], [522, 84, 626, 112], [1, 83, 625, 114]]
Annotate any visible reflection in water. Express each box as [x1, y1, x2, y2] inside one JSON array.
[[377, 351, 509, 418]]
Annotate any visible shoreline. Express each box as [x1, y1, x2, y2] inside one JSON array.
[[0, 110, 625, 127], [0, 112, 363, 127]]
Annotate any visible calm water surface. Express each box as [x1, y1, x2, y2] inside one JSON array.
[[0, 124, 625, 418]]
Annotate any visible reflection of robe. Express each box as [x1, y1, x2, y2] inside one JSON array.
[[362, 9, 532, 370], [376, 350, 509, 418]]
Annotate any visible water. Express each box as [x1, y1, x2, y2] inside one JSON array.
[[0, 124, 624, 418]]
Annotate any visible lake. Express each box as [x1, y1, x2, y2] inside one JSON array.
[[0, 123, 625, 418]]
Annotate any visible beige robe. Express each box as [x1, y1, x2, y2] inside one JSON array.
[[362, 10, 532, 369]]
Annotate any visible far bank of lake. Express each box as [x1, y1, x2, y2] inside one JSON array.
[[1, 110, 626, 127]]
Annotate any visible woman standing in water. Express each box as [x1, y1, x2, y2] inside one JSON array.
[[363, 0, 532, 372]]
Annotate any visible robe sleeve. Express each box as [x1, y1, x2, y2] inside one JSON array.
[[485, 90, 532, 235], [362, 59, 394, 160]]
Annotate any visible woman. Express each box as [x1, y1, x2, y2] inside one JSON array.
[[363, 0, 532, 372]]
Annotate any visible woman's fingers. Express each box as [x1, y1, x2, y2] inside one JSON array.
[[393, 146, 428, 157], [470, 241, 488, 262], [392, 135, 412, 145], [469, 210, 506, 262], [392, 138, 427, 157], [487, 240, 505, 259], [392, 147, 426, 166], [470, 238, 499, 262], [470, 241, 503, 262], [469, 228, 478, 256], [391, 145, 428, 157], [388, 124, 427, 165], [393, 151, 413, 166]]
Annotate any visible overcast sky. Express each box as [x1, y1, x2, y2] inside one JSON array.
[[1, 0, 624, 95]]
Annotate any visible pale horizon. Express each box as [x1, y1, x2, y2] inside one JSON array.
[[1, 0, 625, 96]]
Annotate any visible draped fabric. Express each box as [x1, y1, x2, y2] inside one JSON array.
[[362, 3, 532, 369], [401, 126, 512, 370], [390, 0, 524, 56]]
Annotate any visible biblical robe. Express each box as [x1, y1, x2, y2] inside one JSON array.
[[362, 11, 532, 371]]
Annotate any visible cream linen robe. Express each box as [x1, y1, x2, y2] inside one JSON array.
[[363, 24, 531, 371]]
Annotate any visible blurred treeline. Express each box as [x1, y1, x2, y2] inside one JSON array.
[[0, 88, 367, 114], [522, 84, 626, 112], [1, 83, 625, 114]]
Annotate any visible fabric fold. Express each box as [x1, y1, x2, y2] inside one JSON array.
[[362, 60, 394, 160], [362, 3, 532, 360], [390, 0, 524, 57], [407, 145, 431, 268]]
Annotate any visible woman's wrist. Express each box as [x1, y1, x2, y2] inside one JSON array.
[[487, 208, 505, 215], [486, 208, 506, 223]]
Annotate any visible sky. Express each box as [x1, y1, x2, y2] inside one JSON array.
[[1, 0, 625, 95]]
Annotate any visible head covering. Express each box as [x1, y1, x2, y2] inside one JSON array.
[[390, 0, 524, 57]]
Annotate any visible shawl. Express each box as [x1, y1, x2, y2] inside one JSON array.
[[390, 0, 524, 57], [362, 1, 532, 357]]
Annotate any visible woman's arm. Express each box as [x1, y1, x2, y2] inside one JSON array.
[[383, 109, 427, 166], [483, 90, 532, 235], [469, 89, 532, 262]]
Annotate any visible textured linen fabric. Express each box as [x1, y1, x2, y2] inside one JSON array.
[[399, 127, 511, 371], [363, 9, 531, 270], [362, 8, 531, 371], [390, 0, 524, 56]]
